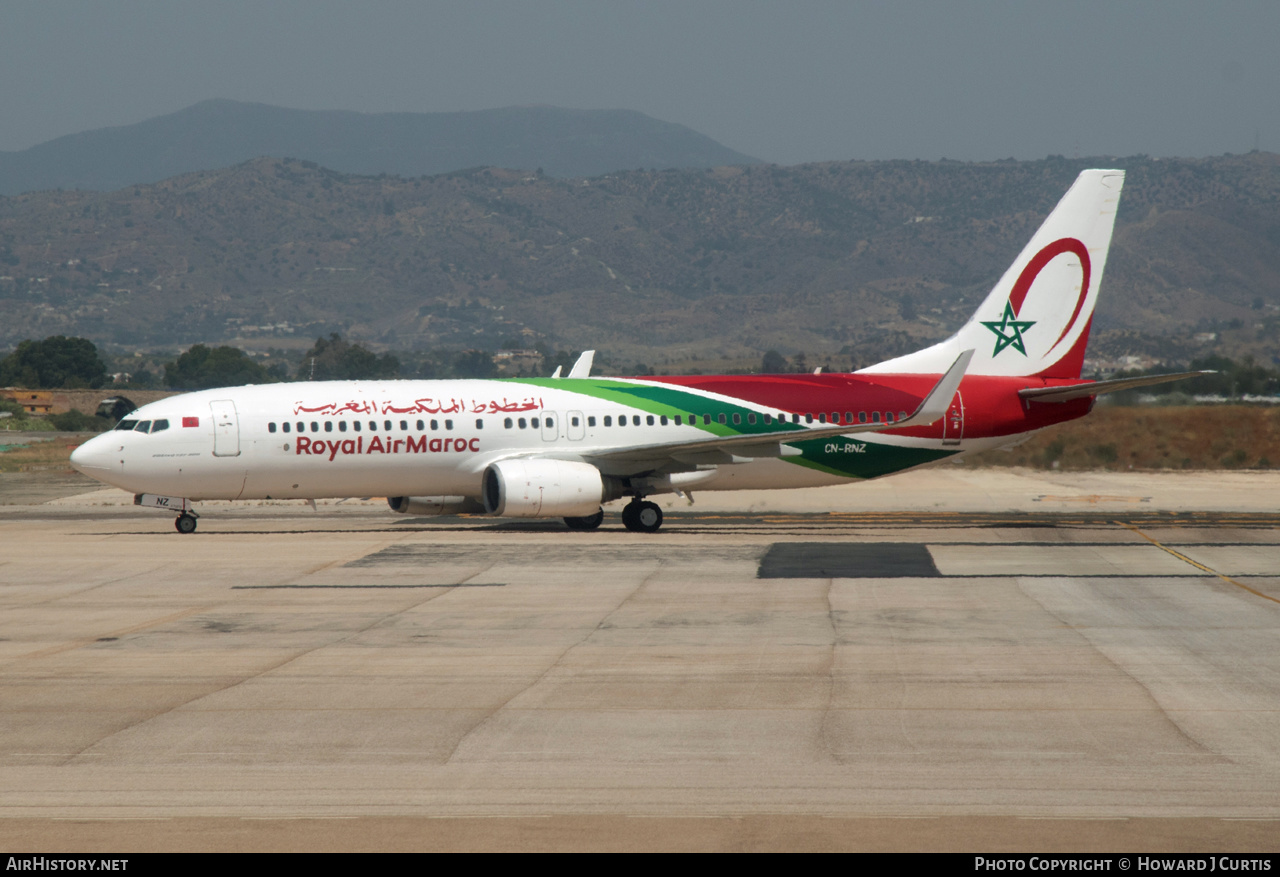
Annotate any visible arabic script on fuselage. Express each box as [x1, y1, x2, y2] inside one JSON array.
[[292, 396, 544, 417]]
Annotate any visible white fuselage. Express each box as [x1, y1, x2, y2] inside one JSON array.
[[69, 379, 997, 503]]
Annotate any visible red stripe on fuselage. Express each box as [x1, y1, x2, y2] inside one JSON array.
[[641, 373, 1093, 438]]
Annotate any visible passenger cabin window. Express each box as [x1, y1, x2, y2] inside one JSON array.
[[617, 416, 625, 427], [703, 415, 711, 425], [646, 415, 655, 426], [505, 417, 513, 429], [296, 421, 305, 433], [544, 416, 553, 429], [476, 418, 484, 429], [283, 422, 291, 433], [674, 415, 683, 425], [430, 419, 438, 430], [805, 414, 813, 424], [660, 415, 668, 426], [518, 418, 527, 429], [845, 412, 853, 423], [353, 421, 361, 432], [748, 414, 756, 425], [416, 420, 424, 430], [445, 419, 454, 430], [338, 421, 347, 432], [899, 411, 907, 421], [324, 421, 333, 432], [717, 414, 727, 424], [732, 414, 741, 425], [269, 422, 277, 433], [400, 420, 408, 431], [588, 416, 596, 427], [632, 416, 640, 426], [818, 413, 827, 424], [368, 421, 377, 431], [859, 412, 868, 424], [384, 420, 392, 431], [872, 412, 881, 423], [311, 422, 319, 432], [572, 415, 581, 427]]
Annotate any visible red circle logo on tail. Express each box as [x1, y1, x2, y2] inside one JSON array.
[[1007, 237, 1092, 358]]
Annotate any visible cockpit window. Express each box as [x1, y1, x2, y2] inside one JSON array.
[[115, 419, 138, 431], [134, 421, 152, 433], [151, 419, 169, 433]]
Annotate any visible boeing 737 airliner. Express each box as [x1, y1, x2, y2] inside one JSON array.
[[70, 169, 1197, 533]]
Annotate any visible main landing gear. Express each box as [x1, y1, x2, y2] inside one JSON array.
[[175, 512, 198, 534], [564, 508, 605, 531], [621, 498, 663, 533]]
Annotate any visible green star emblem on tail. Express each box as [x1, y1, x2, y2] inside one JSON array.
[[980, 302, 1036, 356]]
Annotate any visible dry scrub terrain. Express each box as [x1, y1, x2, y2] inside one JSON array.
[[965, 404, 1280, 470]]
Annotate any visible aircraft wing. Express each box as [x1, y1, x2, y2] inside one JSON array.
[[582, 349, 972, 470], [1018, 371, 1211, 403]]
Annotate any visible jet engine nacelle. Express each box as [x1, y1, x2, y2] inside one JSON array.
[[482, 458, 604, 518], [387, 495, 485, 516]]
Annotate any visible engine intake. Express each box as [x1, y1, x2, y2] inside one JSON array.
[[482, 458, 604, 518]]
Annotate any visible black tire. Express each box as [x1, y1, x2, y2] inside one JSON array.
[[175, 514, 197, 534], [564, 508, 604, 531], [622, 500, 662, 533]]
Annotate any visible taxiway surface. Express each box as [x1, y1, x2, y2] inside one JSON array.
[[1, 469, 1278, 851]]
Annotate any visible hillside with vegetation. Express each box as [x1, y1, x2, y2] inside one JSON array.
[[0, 152, 1277, 369]]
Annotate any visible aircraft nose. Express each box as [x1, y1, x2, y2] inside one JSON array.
[[70, 433, 116, 476]]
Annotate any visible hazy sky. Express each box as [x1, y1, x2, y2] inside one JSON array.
[[1, 1, 1276, 165]]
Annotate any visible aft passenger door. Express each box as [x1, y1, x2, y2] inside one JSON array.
[[210, 400, 241, 457], [942, 392, 964, 445], [566, 410, 585, 441]]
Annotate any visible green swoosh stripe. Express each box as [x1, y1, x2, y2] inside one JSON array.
[[507, 377, 807, 438], [505, 377, 951, 480], [787, 436, 956, 478]]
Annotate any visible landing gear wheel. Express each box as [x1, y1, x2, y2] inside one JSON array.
[[175, 513, 197, 534], [621, 500, 663, 533], [564, 508, 605, 531]]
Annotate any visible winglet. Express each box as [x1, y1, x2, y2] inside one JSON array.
[[899, 349, 972, 427], [568, 350, 595, 379]]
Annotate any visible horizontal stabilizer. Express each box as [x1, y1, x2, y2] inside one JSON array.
[[1019, 371, 1213, 403]]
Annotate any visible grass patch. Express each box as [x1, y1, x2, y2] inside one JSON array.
[[0, 434, 89, 474]]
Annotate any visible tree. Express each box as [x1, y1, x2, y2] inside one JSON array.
[[299, 334, 400, 380], [0, 336, 107, 388], [164, 344, 271, 389], [452, 349, 498, 379], [761, 350, 787, 373]]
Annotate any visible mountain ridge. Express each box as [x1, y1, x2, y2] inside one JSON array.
[[0, 100, 762, 195]]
